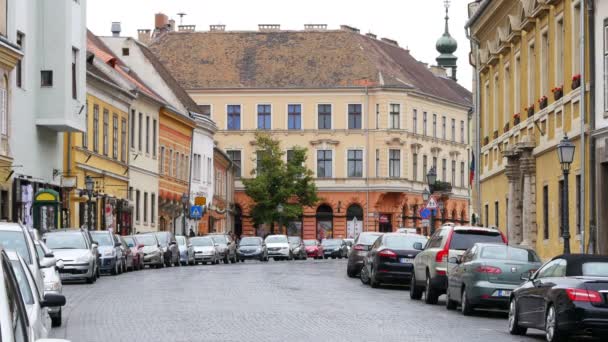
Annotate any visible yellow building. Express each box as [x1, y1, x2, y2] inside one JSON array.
[[467, 0, 590, 259], [63, 51, 134, 232]]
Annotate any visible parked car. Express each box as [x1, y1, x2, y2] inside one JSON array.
[[43, 229, 98, 284], [153, 232, 179, 267], [206, 234, 237, 264], [346, 232, 383, 277], [91, 231, 124, 275], [396, 228, 418, 234], [445, 244, 541, 315], [508, 254, 608, 341], [0, 247, 69, 342], [116, 235, 135, 272], [0, 222, 45, 293], [34, 240, 64, 327], [288, 236, 307, 260], [322, 239, 348, 259], [176, 235, 195, 266], [343, 238, 354, 256], [360, 233, 428, 288], [265, 235, 291, 260], [191, 237, 220, 265], [304, 240, 324, 259], [237, 236, 268, 262], [136, 234, 164, 268], [123, 236, 144, 270], [410, 225, 506, 304]]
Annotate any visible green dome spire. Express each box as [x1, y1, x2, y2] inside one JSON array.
[[435, 0, 458, 80]]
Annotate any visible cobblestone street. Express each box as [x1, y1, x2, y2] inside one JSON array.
[[50, 259, 545, 341]]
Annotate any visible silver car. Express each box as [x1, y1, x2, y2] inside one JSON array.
[[136, 234, 164, 268], [176, 235, 195, 266], [191, 237, 220, 265], [90, 231, 123, 275], [34, 241, 64, 327], [0, 222, 45, 294], [43, 230, 98, 283], [346, 232, 383, 277]]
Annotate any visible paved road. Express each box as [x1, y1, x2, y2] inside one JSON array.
[[51, 259, 546, 342]]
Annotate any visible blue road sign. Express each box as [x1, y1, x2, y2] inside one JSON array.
[[420, 208, 431, 219], [190, 205, 203, 220]]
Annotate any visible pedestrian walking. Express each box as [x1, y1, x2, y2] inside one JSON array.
[[189, 228, 196, 237]]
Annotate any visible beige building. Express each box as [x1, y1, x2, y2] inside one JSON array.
[[148, 19, 472, 239]]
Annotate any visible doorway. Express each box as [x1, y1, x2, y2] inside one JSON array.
[[378, 213, 392, 232], [234, 205, 243, 238], [316, 204, 333, 240]]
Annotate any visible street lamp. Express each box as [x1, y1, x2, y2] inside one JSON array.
[[181, 193, 189, 236], [426, 166, 437, 190], [85, 176, 94, 230], [276, 204, 284, 234], [557, 135, 575, 254], [422, 188, 430, 202]]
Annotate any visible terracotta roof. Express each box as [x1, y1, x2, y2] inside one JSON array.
[[149, 30, 471, 107]]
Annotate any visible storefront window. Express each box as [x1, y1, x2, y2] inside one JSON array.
[[346, 204, 363, 239], [316, 204, 333, 240]]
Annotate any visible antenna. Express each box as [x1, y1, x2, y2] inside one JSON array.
[[177, 12, 187, 25]]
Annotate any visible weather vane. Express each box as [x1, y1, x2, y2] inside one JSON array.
[[444, 0, 451, 10]]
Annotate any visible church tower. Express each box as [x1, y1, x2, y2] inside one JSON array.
[[436, 0, 458, 81]]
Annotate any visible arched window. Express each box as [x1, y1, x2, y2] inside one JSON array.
[[316, 204, 333, 240], [346, 204, 363, 239], [451, 209, 457, 223], [460, 209, 467, 224]]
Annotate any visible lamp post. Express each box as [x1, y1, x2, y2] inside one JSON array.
[[276, 204, 284, 234], [181, 193, 188, 236], [557, 135, 575, 254], [85, 176, 94, 231], [426, 167, 437, 235]]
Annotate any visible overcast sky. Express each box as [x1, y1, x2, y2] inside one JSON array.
[[87, 0, 473, 90]]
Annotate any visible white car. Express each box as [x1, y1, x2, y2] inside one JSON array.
[[34, 240, 64, 327], [265, 235, 292, 260], [0, 223, 44, 297], [190, 237, 220, 265]]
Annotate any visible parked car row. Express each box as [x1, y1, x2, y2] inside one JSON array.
[[347, 224, 608, 341]]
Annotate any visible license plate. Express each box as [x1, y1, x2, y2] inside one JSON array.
[[493, 290, 511, 297], [399, 258, 414, 264]]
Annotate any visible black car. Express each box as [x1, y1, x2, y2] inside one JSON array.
[[321, 239, 348, 259], [509, 254, 608, 341], [346, 232, 383, 277], [360, 233, 428, 288], [237, 237, 268, 262]]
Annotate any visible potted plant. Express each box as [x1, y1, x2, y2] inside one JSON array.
[[503, 122, 510, 133], [552, 86, 564, 101], [513, 113, 520, 125], [572, 74, 581, 89], [525, 105, 534, 118], [538, 95, 548, 109], [483, 136, 489, 146], [493, 130, 499, 139]]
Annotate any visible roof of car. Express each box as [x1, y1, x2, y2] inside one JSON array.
[[474, 243, 527, 249], [549, 254, 608, 276], [0, 223, 24, 232], [383, 233, 427, 239], [452, 226, 501, 233]]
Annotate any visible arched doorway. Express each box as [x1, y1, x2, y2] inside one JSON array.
[[346, 204, 363, 239], [316, 204, 333, 240], [234, 205, 243, 238]]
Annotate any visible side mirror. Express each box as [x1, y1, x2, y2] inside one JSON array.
[[40, 293, 66, 308], [448, 257, 460, 264], [55, 260, 64, 270], [413, 242, 423, 251], [521, 270, 535, 281], [44, 252, 54, 258], [91, 242, 98, 249], [114, 242, 121, 247], [170, 241, 177, 245], [137, 244, 144, 249], [40, 257, 56, 268]]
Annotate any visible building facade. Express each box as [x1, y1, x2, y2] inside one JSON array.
[[149, 19, 472, 239], [467, 0, 591, 259], [208, 147, 235, 234], [189, 113, 216, 235]]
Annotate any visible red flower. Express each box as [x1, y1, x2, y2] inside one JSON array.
[[513, 113, 520, 119], [572, 74, 581, 81]]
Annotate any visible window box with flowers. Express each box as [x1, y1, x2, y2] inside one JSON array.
[[552, 86, 563, 101], [538, 96, 548, 110], [503, 122, 510, 133], [493, 130, 499, 139], [525, 105, 535, 118], [572, 74, 581, 89], [513, 113, 520, 126], [483, 136, 489, 146]]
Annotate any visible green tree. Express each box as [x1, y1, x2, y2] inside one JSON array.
[[243, 133, 318, 234]]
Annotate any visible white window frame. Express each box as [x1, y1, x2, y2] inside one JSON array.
[[346, 103, 364, 130], [493, 72, 499, 133], [528, 41, 536, 108], [226, 104, 243, 130], [504, 62, 511, 124], [388, 102, 401, 129], [484, 81, 490, 137], [316, 103, 333, 130], [285, 103, 303, 130], [572, 0, 581, 76], [345, 148, 365, 178], [555, 14, 565, 88], [388, 148, 401, 178], [256, 103, 272, 130], [514, 52, 521, 113], [540, 27, 550, 96], [315, 148, 335, 178]]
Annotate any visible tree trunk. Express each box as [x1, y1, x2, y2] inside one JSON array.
[[270, 222, 275, 234]]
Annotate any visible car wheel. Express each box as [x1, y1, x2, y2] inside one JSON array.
[[86, 274, 95, 284], [424, 273, 439, 304], [409, 273, 423, 300], [51, 308, 62, 327], [508, 298, 527, 336], [224, 255, 229, 264], [461, 288, 474, 316], [111, 261, 117, 275], [289, 252, 294, 261], [545, 305, 566, 342], [347, 267, 357, 278], [360, 265, 370, 285], [96, 265, 100, 278], [370, 266, 380, 288], [445, 288, 457, 310]]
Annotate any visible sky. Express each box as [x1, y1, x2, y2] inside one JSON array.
[[87, 0, 474, 90]]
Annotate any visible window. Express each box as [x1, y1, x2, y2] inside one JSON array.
[[493, 73, 499, 131], [451, 119, 455, 141], [389, 149, 400, 178], [412, 109, 418, 134], [176, 153, 180, 180], [412, 153, 418, 181], [145, 116, 150, 154], [227, 105, 241, 130], [432, 114, 437, 137], [376, 103, 380, 129], [199, 105, 211, 116], [541, 30, 549, 96], [348, 104, 362, 129], [152, 119, 157, 157], [143, 192, 148, 223], [120, 118, 126, 162], [288, 104, 301, 130], [317, 150, 332, 178], [256, 151, 265, 174], [433, 156, 437, 169], [112, 115, 118, 159], [318, 104, 331, 129], [389, 104, 400, 129], [573, 3, 581, 75], [423, 155, 428, 177], [423, 112, 428, 136], [504, 65, 511, 124], [559, 179, 564, 236], [160, 146, 165, 174], [191, 154, 199, 181], [543, 185, 549, 240], [528, 43, 536, 106], [16, 32, 23, 88], [347, 150, 363, 178], [442, 116, 446, 139], [122, 48, 129, 56], [485, 204, 489, 227], [460, 120, 465, 143], [227, 150, 241, 178], [286, 150, 295, 164], [483, 82, 490, 136], [168, 149, 173, 177], [135, 190, 140, 222], [138, 112, 142, 151], [151, 194, 155, 224], [41, 70, 53, 87], [93, 105, 99, 152], [442, 158, 447, 181], [375, 149, 380, 177], [460, 161, 465, 187], [257, 104, 271, 130], [82, 102, 88, 148], [451, 160, 456, 186], [72, 48, 78, 99], [130, 110, 135, 148], [494, 201, 499, 227], [515, 54, 521, 112], [103, 109, 109, 156], [556, 17, 565, 88]]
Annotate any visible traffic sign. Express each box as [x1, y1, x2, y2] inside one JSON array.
[[426, 197, 438, 209], [190, 205, 203, 220], [420, 208, 431, 219], [195, 196, 206, 206]]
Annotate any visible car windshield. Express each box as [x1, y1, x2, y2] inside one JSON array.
[[136, 235, 157, 246], [449, 230, 503, 251], [91, 232, 113, 246], [0, 231, 31, 264], [176, 236, 187, 246], [45, 233, 87, 251], [322, 239, 340, 246], [266, 236, 287, 244], [303, 240, 317, 246], [582, 262, 608, 277], [191, 238, 213, 247], [480, 246, 539, 262], [123, 237, 135, 247], [10, 259, 34, 305], [154, 233, 169, 247], [288, 237, 301, 245], [384, 235, 427, 250], [357, 233, 382, 245], [210, 235, 227, 244], [239, 238, 261, 246]]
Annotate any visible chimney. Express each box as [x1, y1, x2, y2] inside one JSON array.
[[429, 65, 448, 78], [381, 38, 399, 46], [137, 29, 151, 45], [168, 19, 176, 31], [155, 13, 169, 30], [111, 22, 121, 37], [210, 24, 226, 31], [365, 33, 377, 39], [178, 25, 196, 32], [340, 25, 360, 33], [258, 24, 280, 32], [304, 24, 327, 31]]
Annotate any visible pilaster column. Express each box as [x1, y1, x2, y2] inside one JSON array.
[[519, 142, 537, 248], [504, 150, 522, 244]]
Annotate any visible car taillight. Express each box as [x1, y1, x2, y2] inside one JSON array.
[[353, 244, 365, 251], [378, 249, 397, 258], [435, 249, 448, 263], [566, 288, 602, 303], [475, 266, 502, 274]]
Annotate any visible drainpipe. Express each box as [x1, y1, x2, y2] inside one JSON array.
[[66, 132, 72, 228], [364, 86, 370, 232], [465, 27, 482, 222], [586, 0, 596, 253], [578, 0, 587, 253]]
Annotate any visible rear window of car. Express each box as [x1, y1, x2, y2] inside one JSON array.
[[384, 235, 428, 250], [45, 232, 87, 251], [357, 234, 382, 245], [0, 231, 31, 264], [449, 230, 503, 251], [582, 262, 608, 277], [480, 246, 539, 262]]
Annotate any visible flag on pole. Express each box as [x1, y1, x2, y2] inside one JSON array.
[[469, 151, 475, 188]]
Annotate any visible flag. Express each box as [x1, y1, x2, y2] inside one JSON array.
[[469, 152, 475, 188]]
